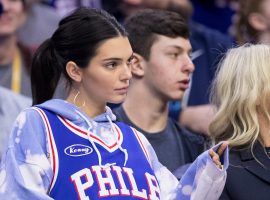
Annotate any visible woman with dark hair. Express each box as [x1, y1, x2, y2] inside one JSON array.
[[0, 7, 228, 199]]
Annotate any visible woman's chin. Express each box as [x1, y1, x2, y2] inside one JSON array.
[[108, 96, 127, 105]]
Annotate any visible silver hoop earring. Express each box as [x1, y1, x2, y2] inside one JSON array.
[[73, 90, 85, 108]]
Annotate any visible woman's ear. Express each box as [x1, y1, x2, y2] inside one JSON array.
[[131, 53, 146, 77], [66, 61, 82, 82], [249, 12, 268, 31]]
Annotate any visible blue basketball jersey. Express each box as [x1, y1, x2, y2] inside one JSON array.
[[35, 107, 161, 200]]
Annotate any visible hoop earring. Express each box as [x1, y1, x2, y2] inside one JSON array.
[[73, 90, 85, 108]]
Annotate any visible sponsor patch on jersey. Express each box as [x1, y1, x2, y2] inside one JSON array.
[[64, 144, 93, 157]]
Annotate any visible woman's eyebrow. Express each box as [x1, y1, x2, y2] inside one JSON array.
[[102, 57, 122, 62]]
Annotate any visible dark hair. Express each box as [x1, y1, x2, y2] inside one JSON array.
[[31, 8, 127, 105], [124, 9, 190, 60]]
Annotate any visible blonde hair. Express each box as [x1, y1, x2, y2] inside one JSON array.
[[209, 44, 270, 150]]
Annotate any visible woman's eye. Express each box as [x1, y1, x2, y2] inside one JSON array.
[[105, 62, 117, 69]]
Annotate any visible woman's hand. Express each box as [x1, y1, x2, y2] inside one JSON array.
[[209, 141, 229, 169]]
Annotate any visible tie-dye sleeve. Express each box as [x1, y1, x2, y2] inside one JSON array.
[[177, 143, 229, 200], [136, 131, 229, 200], [0, 109, 54, 200]]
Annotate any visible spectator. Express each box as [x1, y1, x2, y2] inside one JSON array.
[[113, 9, 205, 175], [234, 0, 270, 44], [18, 0, 61, 51], [210, 44, 270, 200], [0, 0, 32, 97]]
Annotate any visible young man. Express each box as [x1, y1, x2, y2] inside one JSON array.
[[104, 0, 233, 135], [113, 9, 205, 175]]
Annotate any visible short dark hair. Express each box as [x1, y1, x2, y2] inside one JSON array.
[[124, 9, 190, 60], [31, 8, 127, 105]]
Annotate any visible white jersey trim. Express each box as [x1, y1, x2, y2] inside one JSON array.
[[58, 116, 123, 153], [131, 128, 151, 166]]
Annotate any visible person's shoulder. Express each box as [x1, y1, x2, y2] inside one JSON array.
[[4, 106, 47, 153], [0, 87, 31, 111], [228, 148, 246, 165], [14, 106, 46, 125]]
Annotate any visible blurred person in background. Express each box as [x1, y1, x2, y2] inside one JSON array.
[[233, 0, 270, 44], [41, 0, 102, 17], [0, 0, 32, 97], [18, 0, 61, 51]]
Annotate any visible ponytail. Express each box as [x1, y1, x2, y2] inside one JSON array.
[[31, 39, 63, 105]]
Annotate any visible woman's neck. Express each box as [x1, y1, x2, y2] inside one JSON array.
[[66, 89, 106, 118], [0, 35, 17, 65]]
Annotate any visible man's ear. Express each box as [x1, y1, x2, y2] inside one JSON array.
[[249, 12, 268, 32], [66, 61, 82, 82], [131, 53, 146, 77]]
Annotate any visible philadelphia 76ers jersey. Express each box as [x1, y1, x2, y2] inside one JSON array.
[[34, 107, 161, 200]]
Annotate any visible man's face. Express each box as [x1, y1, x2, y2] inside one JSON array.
[[0, 0, 26, 36], [143, 35, 194, 101]]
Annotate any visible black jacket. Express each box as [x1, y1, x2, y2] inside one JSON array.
[[220, 142, 270, 200]]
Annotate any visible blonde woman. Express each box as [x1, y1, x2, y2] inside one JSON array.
[[210, 44, 270, 200]]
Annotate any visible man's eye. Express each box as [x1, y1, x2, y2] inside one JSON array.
[[167, 53, 179, 58]]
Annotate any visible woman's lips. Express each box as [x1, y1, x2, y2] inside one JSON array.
[[114, 87, 129, 94]]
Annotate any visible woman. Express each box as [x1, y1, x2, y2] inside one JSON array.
[[0, 8, 227, 199], [210, 44, 270, 200]]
